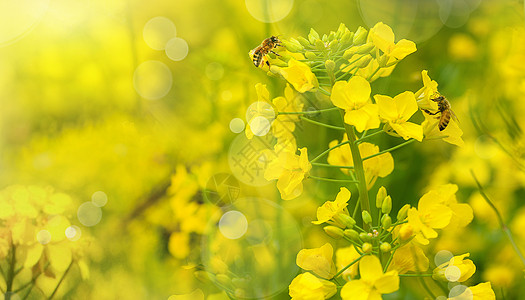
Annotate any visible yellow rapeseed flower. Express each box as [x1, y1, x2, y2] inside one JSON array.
[[280, 58, 318, 93], [264, 147, 312, 200], [407, 190, 453, 245], [433, 253, 476, 282], [296, 243, 337, 279], [289, 272, 337, 300], [376, 91, 423, 141], [368, 22, 417, 61], [312, 187, 351, 225], [387, 242, 429, 274], [448, 282, 496, 300], [336, 245, 361, 279], [331, 76, 380, 132], [340, 255, 399, 300]]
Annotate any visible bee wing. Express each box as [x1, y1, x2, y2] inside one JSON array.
[[450, 109, 459, 123]]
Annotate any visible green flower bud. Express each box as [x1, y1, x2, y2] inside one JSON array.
[[321, 34, 328, 42], [380, 242, 392, 253], [338, 213, 356, 228], [353, 26, 368, 45], [376, 186, 387, 208], [315, 39, 326, 51], [382, 195, 392, 214], [282, 38, 304, 53], [328, 32, 336, 41], [336, 23, 348, 38], [362, 210, 372, 224], [343, 48, 358, 60], [328, 39, 339, 50], [397, 204, 410, 221], [324, 225, 344, 239], [354, 42, 375, 55], [216, 274, 234, 289], [325, 60, 336, 74], [359, 232, 371, 242], [297, 36, 311, 47], [355, 55, 373, 68], [308, 28, 320, 44], [194, 270, 215, 284], [382, 215, 392, 230], [340, 31, 354, 44], [305, 51, 317, 60], [344, 229, 360, 242], [377, 53, 390, 67], [362, 243, 373, 253]]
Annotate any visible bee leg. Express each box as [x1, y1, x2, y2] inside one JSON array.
[[265, 60, 270, 67], [270, 50, 281, 56], [422, 109, 439, 116]]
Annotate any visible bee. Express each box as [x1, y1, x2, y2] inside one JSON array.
[[422, 93, 458, 131], [250, 36, 281, 67]]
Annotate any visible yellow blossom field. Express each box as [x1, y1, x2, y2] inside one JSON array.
[[1, 0, 525, 299]]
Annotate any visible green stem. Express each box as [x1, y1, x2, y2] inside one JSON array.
[[308, 175, 358, 184], [399, 273, 433, 277], [47, 261, 74, 300], [5, 244, 16, 300], [333, 254, 366, 278], [277, 107, 338, 115], [339, 110, 371, 231], [363, 139, 416, 161], [299, 116, 345, 131], [471, 170, 525, 267], [310, 140, 350, 163], [311, 162, 354, 169], [356, 130, 384, 143], [318, 87, 331, 95]]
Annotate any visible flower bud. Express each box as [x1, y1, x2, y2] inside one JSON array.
[[380, 242, 392, 253], [355, 55, 372, 68], [344, 229, 360, 242], [359, 232, 371, 242], [397, 204, 410, 221], [308, 28, 320, 44], [362, 211, 372, 225], [321, 34, 328, 42], [282, 39, 304, 53], [194, 270, 215, 284], [354, 42, 375, 55], [336, 23, 348, 37], [382, 195, 392, 214], [297, 36, 311, 47], [362, 243, 373, 253], [315, 39, 326, 51], [353, 26, 368, 45], [381, 215, 392, 230], [305, 51, 317, 60], [376, 186, 387, 208], [216, 274, 234, 289], [324, 225, 344, 239], [328, 39, 339, 50], [338, 213, 356, 229], [325, 60, 336, 74], [377, 53, 390, 67], [340, 31, 354, 44], [399, 224, 413, 241], [328, 32, 336, 41]]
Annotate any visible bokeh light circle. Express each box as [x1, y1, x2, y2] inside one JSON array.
[[434, 249, 453, 266], [248, 116, 272, 136], [0, 0, 50, 47], [36, 229, 51, 245], [245, 0, 294, 23], [77, 202, 102, 227], [91, 191, 108, 207], [65, 225, 81, 241], [245, 101, 276, 123], [165, 37, 189, 61], [358, 0, 444, 44], [133, 60, 173, 100], [229, 118, 245, 133], [205, 62, 225, 80], [143, 16, 177, 50], [445, 265, 461, 282], [449, 284, 473, 300], [219, 211, 248, 239], [202, 198, 302, 299]]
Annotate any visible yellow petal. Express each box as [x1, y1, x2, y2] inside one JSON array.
[[331, 76, 371, 109], [341, 280, 371, 300], [393, 91, 418, 121], [374, 270, 399, 294], [359, 255, 383, 282], [390, 122, 423, 141]]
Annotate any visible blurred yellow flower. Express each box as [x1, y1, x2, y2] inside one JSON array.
[[483, 265, 515, 288], [167, 289, 205, 300], [387, 242, 429, 274], [376, 91, 423, 141], [264, 147, 311, 200], [331, 76, 380, 132], [280, 58, 318, 93], [423, 184, 473, 229], [433, 253, 476, 282], [407, 191, 453, 245], [340, 255, 399, 300], [327, 135, 393, 189], [312, 187, 351, 225], [448, 282, 495, 300], [289, 272, 337, 300], [336, 245, 361, 279], [296, 243, 336, 279], [368, 22, 417, 60], [448, 33, 479, 61]]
